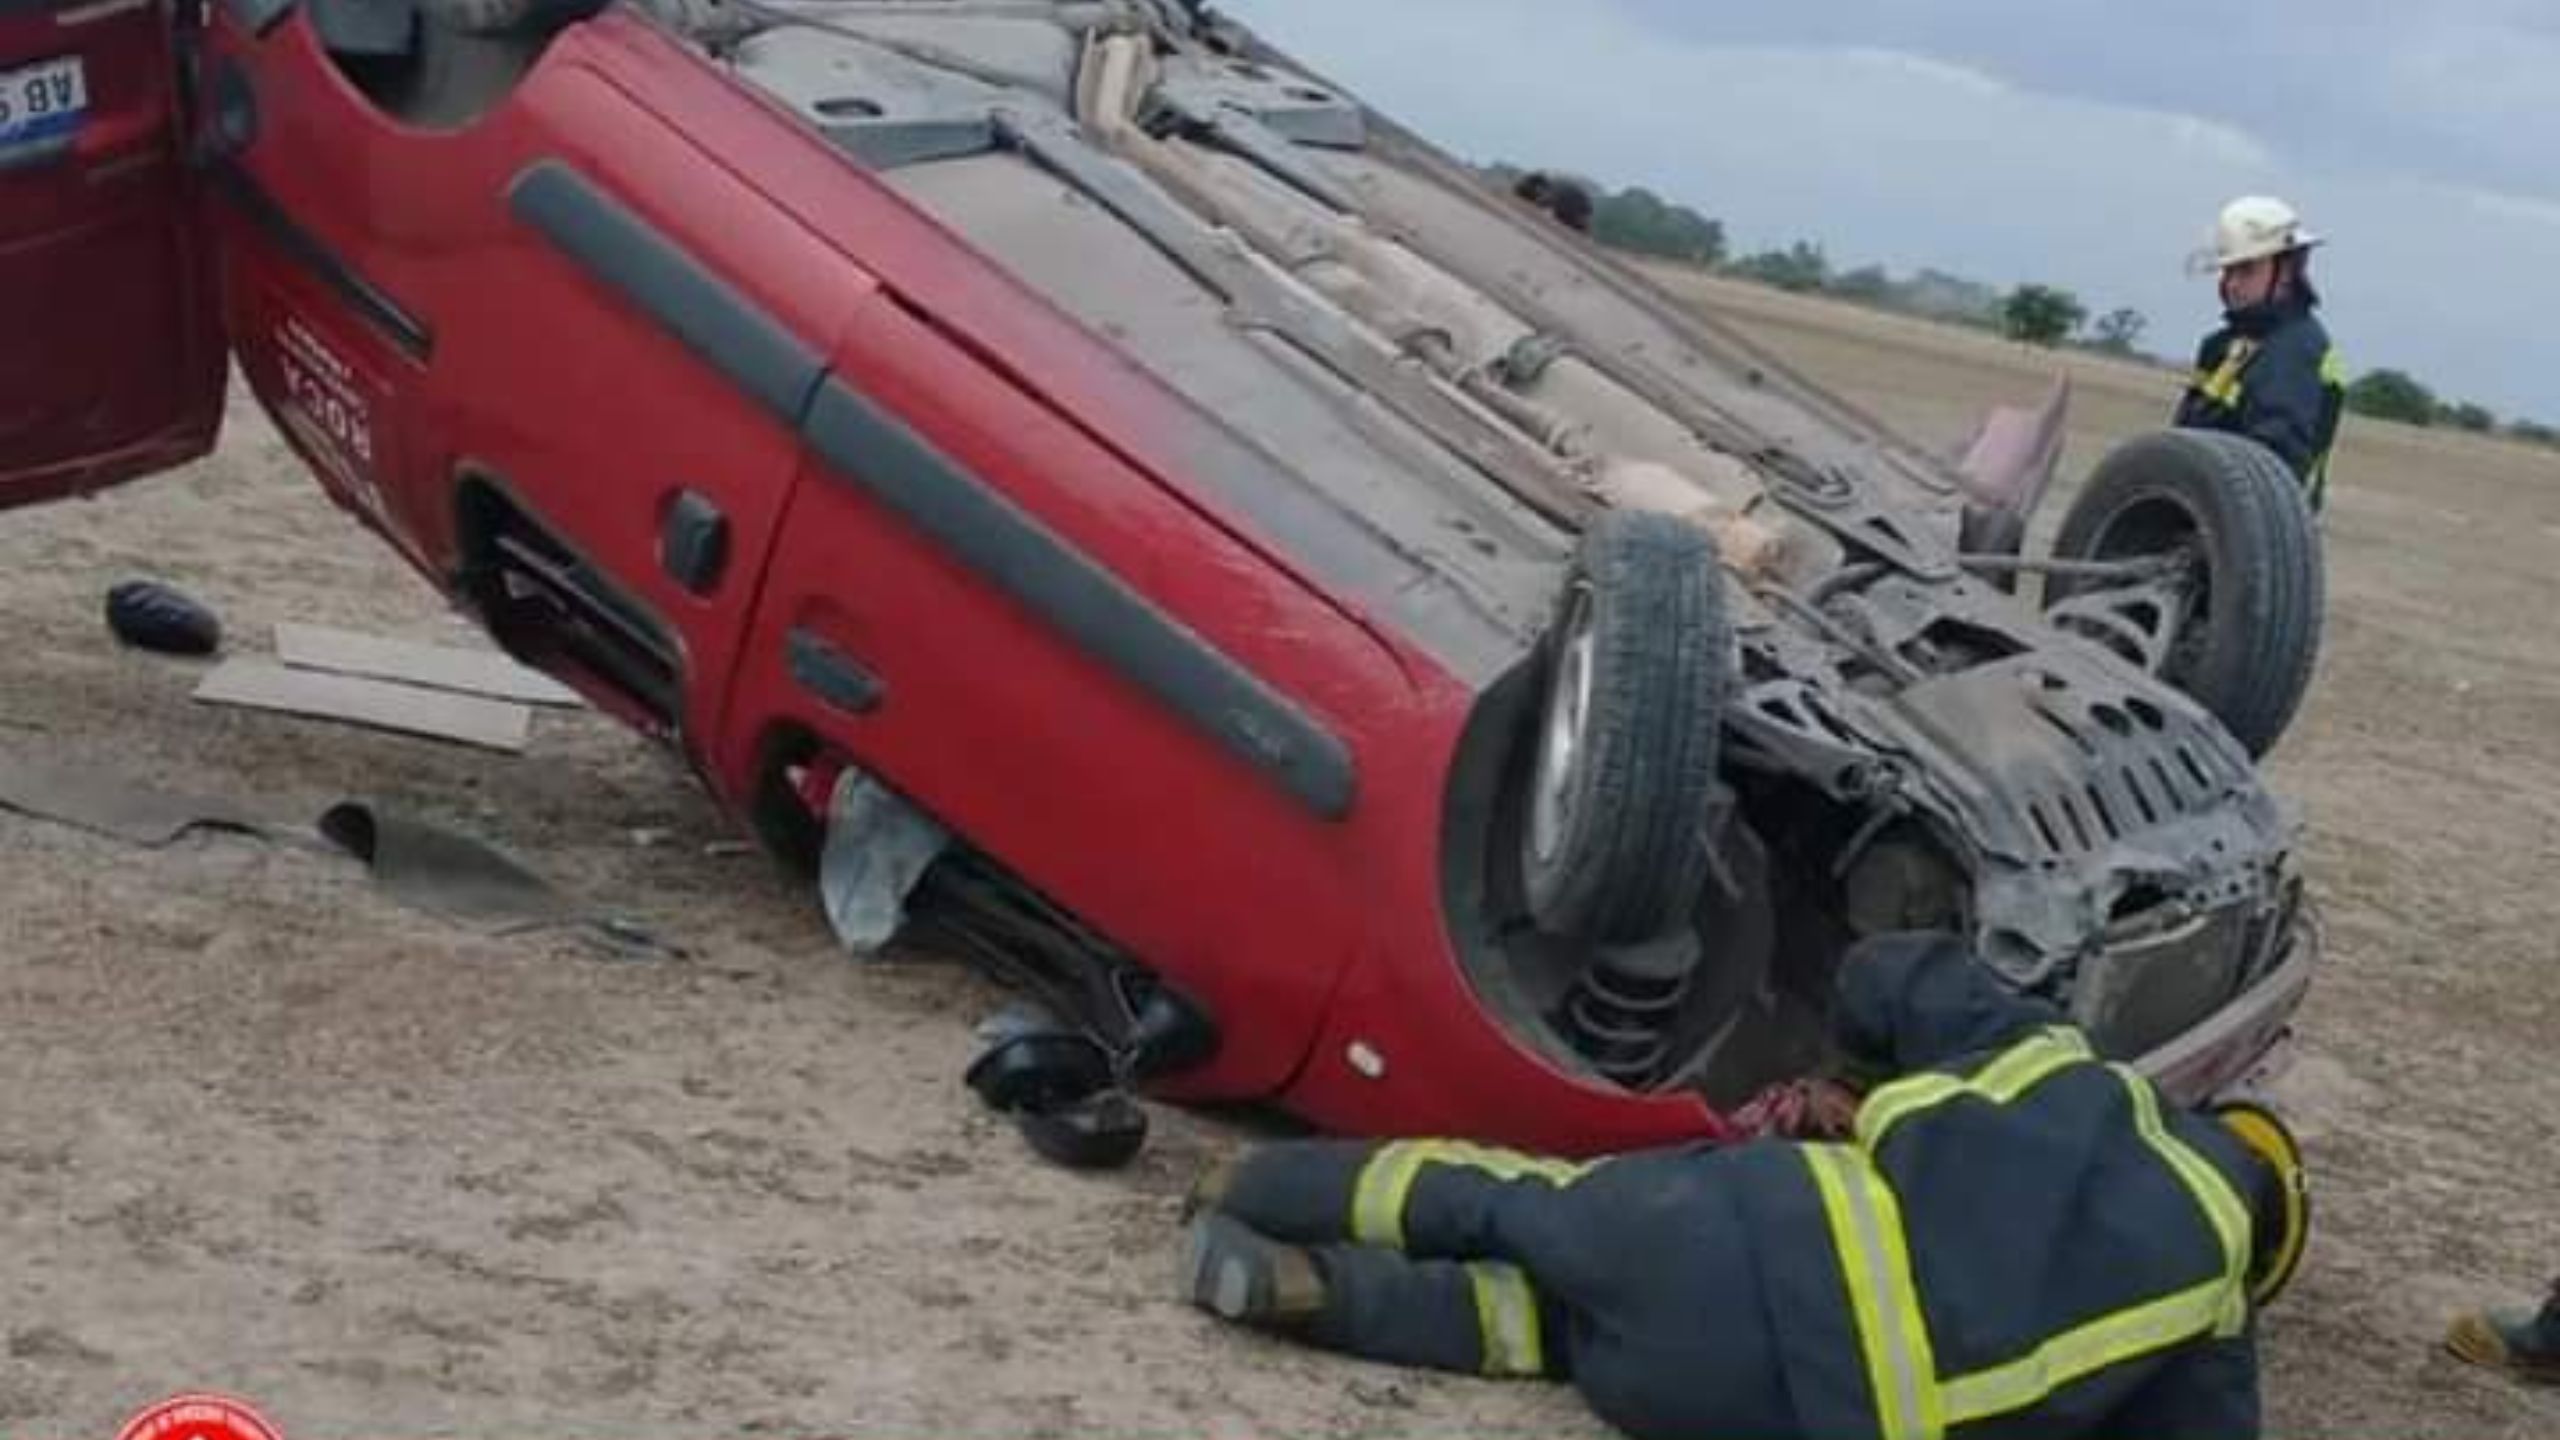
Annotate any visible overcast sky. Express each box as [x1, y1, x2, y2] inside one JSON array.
[[1217, 0, 2558, 422]]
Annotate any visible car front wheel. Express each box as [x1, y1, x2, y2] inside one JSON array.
[[1522, 509, 1734, 943]]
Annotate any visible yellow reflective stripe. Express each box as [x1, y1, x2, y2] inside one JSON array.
[[1422, 1140, 1591, 1187], [1942, 1276, 2236, 1423], [1805, 1146, 1945, 1440], [1348, 1141, 1589, 1250], [2319, 346, 2347, 388], [1466, 1262, 1546, 1378], [1854, 1028, 2095, 1151], [1351, 1142, 1429, 1248], [2194, 339, 2257, 407], [2115, 1067, 2254, 1338]]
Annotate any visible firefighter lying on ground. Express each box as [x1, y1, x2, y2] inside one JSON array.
[[1179, 931, 2311, 1440]]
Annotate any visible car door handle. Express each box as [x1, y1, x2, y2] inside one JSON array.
[[787, 627, 884, 716]]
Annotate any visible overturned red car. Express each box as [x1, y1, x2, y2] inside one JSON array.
[[2, 0, 2322, 1155]]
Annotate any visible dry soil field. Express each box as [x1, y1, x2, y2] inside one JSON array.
[[2, 271, 2555, 1440]]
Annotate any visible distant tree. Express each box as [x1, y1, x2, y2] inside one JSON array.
[[2442, 401, 2498, 433], [1731, 241, 1830, 293], [1896, 268, 2006, 326], [1589, 186, 1727, 266], [1478, 163, 1726, 265], [2088, 307, 2149, 355], [2001, 284, 2087, 347], [1827, 264, 1894, 303], [2508, 419, 2560, 448], [2345, 369, 2439, 426]]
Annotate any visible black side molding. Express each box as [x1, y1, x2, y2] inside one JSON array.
[[804, 382, 1356, 821], [0, 136, 71, 176], [208, 159, 431, 359], [507, 160, 824, 425]]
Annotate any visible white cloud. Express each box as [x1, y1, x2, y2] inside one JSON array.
[[1835, 47, 2013, 98], [2461, 186, 2560, 231], [1214, 0, 2558, 418]]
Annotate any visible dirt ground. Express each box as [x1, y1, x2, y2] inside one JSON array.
[[3, 272, 2557, 1439]]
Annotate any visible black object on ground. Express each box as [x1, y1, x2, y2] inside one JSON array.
[[0, 756, 285, 847], [318, 798, 683, 957], [320, 799, 573, 932], [964, 1026, 1151, 1170], [1016, 1090, 1149, 1170], [105, 580, 224, 656]]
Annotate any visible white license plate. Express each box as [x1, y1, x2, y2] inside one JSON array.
[[0, 55, 87, 150]]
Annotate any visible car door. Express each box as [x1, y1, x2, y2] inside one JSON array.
[[0, 0, 224, 509]]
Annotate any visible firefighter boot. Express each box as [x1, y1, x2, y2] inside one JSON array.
[[1182, 1213, 1327, 1328], [2447, 1279, 2560, 1384]]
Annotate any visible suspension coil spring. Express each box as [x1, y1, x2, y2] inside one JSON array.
[[1558, 937, 1699, 1089]]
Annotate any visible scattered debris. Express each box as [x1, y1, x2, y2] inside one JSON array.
[[318, 800, 574, 933], [194, 659, 534, 753], [0, 760, 680, 955], [317, 800, 679, 957], [0, 756, 289, 849], [273, 621, 582, 707], [105, 580, 223, 657], [818, 765, 950, 956]]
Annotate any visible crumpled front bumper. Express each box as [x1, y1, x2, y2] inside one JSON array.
[[2130, 899, 2322, 1106]]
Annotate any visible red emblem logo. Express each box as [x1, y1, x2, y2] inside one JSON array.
[[114, 1394, 285, 1440]]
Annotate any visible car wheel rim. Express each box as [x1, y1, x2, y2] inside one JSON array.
[[1530, 583, 1597, 867], [2090, 496, 2209, 678]]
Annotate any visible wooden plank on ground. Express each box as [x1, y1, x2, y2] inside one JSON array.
[[194, 660, 534, 753], [273, 622, 583, 708]]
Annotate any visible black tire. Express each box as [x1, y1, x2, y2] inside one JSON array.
[[1521, 510, 1733, 943], [2049, 430, 2324, 756]]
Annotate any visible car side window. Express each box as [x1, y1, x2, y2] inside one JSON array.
[[316, 0, 592, 128]]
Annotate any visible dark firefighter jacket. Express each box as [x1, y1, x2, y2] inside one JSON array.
[[2175, 291, 2345, 509], [1727, 934, 2272, 1439]]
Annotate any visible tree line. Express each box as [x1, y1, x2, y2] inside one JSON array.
[[1484, 162, 2557, 448]]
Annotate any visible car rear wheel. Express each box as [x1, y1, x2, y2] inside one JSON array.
[[1522, 510, 1733, 943], [2047, 429, 2324, 757]]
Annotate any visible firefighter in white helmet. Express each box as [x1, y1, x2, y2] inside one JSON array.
[[2175, 196, 2347, 512]]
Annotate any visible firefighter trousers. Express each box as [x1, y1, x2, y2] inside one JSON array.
[[1210, 1137, 1796, 1440]]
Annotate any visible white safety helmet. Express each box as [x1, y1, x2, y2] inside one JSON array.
[[2188, 196, 2323, 276]]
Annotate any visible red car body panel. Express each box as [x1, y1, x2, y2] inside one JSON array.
[[0, 0, 222, 505]]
